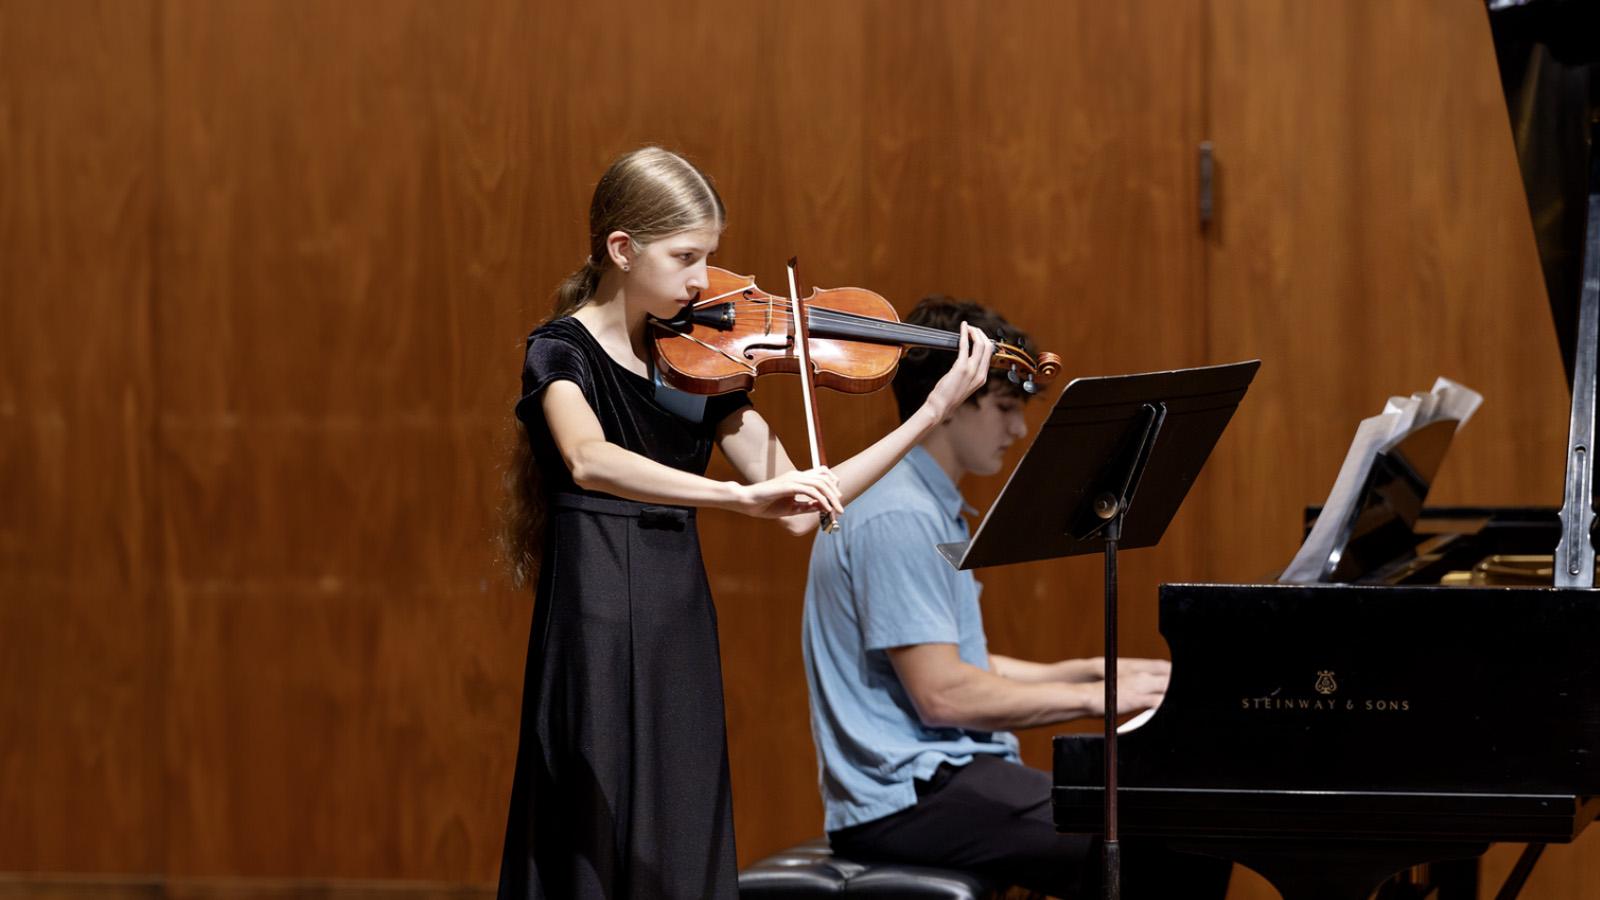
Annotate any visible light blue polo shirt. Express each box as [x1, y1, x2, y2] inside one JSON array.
[[802, 445, 1021, 832]]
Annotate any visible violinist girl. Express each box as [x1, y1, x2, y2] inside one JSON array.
[[498, 146, 995, 900]]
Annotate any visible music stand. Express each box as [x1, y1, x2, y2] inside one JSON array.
[[939, 359, 1259, 900]]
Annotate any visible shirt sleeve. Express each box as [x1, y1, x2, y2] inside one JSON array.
[[853, 510, 965, 651], [514, 332, 590, 423]]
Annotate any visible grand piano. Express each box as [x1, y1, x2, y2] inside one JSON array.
[[1051, 3, 1600, 898]]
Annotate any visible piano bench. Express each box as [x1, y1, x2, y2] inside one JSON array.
[[738, 837, 1006, 898]]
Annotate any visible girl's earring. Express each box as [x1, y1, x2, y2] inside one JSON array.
[[621, 264, 630, 272]]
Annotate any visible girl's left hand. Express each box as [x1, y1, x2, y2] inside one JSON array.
[[921, 322, 996, 421]]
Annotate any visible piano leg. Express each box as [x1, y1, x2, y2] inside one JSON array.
[[1428, 857, 1479, 900], [1170, 840, 1486, 900], [1371, 860, 1478, 900]]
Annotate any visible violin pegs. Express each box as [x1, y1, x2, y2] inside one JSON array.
[[1007, 364, 1021, 385], [1023, 376, 1038, 395]]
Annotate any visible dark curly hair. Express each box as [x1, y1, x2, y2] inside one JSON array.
[[890, 296, 1037, 423]]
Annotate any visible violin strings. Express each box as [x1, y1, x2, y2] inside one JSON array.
[[722, 300, 957, 343], [684, 295, 1033, 363], [724, 300, 1027, 354]]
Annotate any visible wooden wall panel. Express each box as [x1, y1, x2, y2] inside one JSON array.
[[4, 0, 1597, 897], [690, 1, 875, 867], [0, 0, 161, 873], [850, 0, 1210, 780], [0, 875, 490, 900], [146, 0, 1210, 879], [155, 0, 539, 879], [1204, 0, 1569, 578], [1206, 2, 1597, 897]]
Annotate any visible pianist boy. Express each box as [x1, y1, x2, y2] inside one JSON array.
[[800, 296, 1230, 897]]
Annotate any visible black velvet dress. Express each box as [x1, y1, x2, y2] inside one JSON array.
[[498, 316, 750, 900]]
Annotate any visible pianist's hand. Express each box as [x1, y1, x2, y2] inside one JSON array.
[[1061, 656, 1171, 685], [1064, 657, 1169, 716], [1087, 667, 1169, 718]]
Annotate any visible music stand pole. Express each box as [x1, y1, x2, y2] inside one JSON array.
[[1102, 509, 1123, 900], [1086, 403, 1161, 900], [932, 359, 1260, 900]]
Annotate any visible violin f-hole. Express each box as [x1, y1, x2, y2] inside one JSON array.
[[743, 340, 791, 360]]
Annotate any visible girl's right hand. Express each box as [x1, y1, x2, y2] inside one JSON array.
[[735, 466, 844, 519]]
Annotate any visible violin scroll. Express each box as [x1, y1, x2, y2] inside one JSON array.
[[995, 345, 1062, 394]]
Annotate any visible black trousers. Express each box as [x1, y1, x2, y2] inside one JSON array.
[[828, 756, 1230, 899]]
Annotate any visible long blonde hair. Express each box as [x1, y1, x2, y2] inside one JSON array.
[[501, 147, 726, 588]]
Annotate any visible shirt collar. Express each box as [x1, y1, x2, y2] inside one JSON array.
[[905, 445, 975, 521]]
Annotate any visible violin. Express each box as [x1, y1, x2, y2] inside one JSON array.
[[648, 265, 1061, 397], [648, 261, 1061, 534]]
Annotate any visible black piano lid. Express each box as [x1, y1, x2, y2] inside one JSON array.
[[1487, 0, 1600, 388]]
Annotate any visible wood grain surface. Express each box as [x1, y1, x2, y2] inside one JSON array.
[[1205, 2, 1596, 897], [1, 1, 1593, 897], [0, 0, 163, 874]]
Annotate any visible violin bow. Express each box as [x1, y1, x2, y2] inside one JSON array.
[[787, 256, 839, 533]]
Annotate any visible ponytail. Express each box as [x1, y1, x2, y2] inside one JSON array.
[[500, 257, 600, 588], [501, 147, 725, 589], [550, 257, 603, 321], [501, 426, 542, 589]]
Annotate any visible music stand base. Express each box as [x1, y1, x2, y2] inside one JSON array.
[[1102, 837, 1121, 900]]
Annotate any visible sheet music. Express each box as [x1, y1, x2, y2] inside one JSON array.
[[1279, 378, 1482, 584]]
